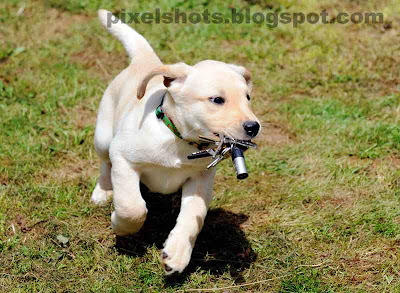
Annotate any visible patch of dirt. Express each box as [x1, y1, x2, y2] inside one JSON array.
[[243, 211, 271, 230], [50, 155, 97, 182], [339, 250, 396, 285], [218, 40, 252, 64], [256, 123, 291, 146], [363, 156, 400, 175], [0, 173, 9, 186], [70, 48, 128, 82], [345, 156, 400, 179], [313, 190, 356, 210], [319, 1, 385, 17], [388, 156, 400, 167], [326, 194, 355, 208], [340, 22, 400, 97], [14, 214, 47, 234], [20, 6, 90, 43], [15, 214, 28, 232], [71, 104, 97, 130], [241, 0, 276, 9]]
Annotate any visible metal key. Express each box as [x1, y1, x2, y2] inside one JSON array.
[[187, 150, 212, 159], [236, 140, 257, 149], [198, 135, 219, 143], [213, 133, 226, 157], [222, 138, 257, 150], [207, 147, 231, 169]]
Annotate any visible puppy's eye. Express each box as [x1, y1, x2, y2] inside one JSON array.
[[209, 97, 225, 105], [247, 94, 251, 101]]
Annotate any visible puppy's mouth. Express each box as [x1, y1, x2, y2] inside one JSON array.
[[207, 133, 257, 151], [212, 133, 252, 143]]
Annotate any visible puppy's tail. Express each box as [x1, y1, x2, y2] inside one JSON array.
[[98, 9, 160, 62]]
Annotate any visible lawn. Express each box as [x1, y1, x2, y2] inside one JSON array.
[[1, 0, 400, 292]]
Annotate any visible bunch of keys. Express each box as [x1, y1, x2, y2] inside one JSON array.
[[187, 134, 257, 180]]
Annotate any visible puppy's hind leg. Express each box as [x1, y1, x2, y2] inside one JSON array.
[[92, 88, 114, 206], [91, 161, 113, 205]]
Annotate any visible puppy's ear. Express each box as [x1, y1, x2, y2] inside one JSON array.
[[228, 64, 252, 84], [137, 62, 192, 99]]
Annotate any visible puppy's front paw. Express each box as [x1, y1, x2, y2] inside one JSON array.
[[91, 183, 112, 206], [161, 232, 193, 275], [111, 210, 147, 236]]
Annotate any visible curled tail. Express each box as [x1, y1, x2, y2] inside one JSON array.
[[98, 9, 161, 62]]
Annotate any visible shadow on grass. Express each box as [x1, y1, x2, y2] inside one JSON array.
[[115, 183, 256, 285]]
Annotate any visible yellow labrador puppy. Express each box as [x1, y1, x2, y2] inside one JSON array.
[[92, 10, 261, 275]]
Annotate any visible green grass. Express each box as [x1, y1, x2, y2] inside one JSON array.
[[1, 0, 400, 291]]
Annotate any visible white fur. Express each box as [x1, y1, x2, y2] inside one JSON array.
[[92, 10, 260, 275]]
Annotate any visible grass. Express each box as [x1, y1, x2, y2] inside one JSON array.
[[1, 0, 400, 291]]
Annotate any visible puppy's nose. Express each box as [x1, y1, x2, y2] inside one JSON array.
[[243, 121, 260, 138]]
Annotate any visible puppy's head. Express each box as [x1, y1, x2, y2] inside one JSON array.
[[138, 60, 260, 141]]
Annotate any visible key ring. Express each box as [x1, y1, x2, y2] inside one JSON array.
[[187, 134, 257, 180]]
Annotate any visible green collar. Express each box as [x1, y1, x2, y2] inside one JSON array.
[[155, 93, 210, 150], [155, 94, 183, 139]]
